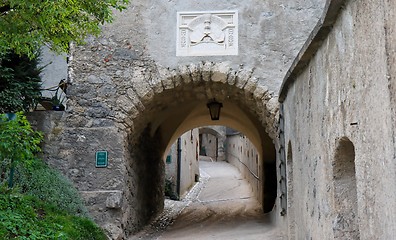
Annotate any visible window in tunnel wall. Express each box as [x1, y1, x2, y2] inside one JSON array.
[[332, 137, 360, 239]]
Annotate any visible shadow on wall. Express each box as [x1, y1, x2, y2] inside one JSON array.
[[263, 161, 277, 213], [128, 125, 165, 231]]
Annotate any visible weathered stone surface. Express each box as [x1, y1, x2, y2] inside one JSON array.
[[244, 77, 259, 93], [106, 191, 123, 209], [178, 64, 193, 84], [112, 48, 139, 61], [189, 63, 202, 83], [226, 70, 238, 85], [201, 61, 213, 82], [103, 223, 124, 240], [211, 62, 230, 83], [158, 67, 174, 90], [235, 69, 252, 89], [280, 1, 396, 239]]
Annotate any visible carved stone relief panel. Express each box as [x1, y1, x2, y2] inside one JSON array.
[[176, 11, 238, 56]]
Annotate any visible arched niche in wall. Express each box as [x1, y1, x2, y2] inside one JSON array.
[[332, 137, 360, 239]]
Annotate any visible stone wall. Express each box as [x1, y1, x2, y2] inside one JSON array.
[[281, 0, 396, 239], [28, 111, 128, 239], [165, 129, 200, 199], [179, 129, 200, 197], [165, 141, 178, 197], [27, 111, 65, 169], [200, 133, 218, 160], [226, 133, 263, 207]]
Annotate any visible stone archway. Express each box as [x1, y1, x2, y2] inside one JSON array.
[[117, 62, 279, 233], [114, 62, 279, 153], [198, 126, 226, 161], [63, 61, 280, 238], [198, 127, 224, 139]]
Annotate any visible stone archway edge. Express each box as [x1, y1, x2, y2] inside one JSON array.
[[112, 61, 280, 141], [147, 62, 267, 102]]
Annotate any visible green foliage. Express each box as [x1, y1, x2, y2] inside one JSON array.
[[0, 51, 42, 113], [0, 194, 107, 240], [14, 160, 88, 217], [0, 113, 106, 238], [0, 112, 43, 178], [0, 0, 129, 58]]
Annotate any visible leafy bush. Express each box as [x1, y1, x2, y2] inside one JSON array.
[[0, 112, 43, 187], [0, 112, 87, 216], [0, 194, 106, 240], [15, 160, 88, 217], [0, 112, 106, 238]]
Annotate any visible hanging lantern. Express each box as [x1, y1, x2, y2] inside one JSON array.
[[206, 99, 223, 120]]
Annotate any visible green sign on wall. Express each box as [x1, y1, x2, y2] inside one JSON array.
[[96, 151, 108, 168], [166, 155, 171, 164]]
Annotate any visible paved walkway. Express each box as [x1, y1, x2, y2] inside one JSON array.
[[130, 160, 285, 240]]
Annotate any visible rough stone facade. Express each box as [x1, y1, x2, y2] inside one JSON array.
[[36, 0, 327, 239], [280, 0, 396, 239]]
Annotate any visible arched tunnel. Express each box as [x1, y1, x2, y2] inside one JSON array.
[[125, 79, 278, 232]]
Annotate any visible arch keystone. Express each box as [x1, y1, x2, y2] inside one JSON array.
[[211, 62, 231, 83], [202, 61, 214, 82], [189, 63, 203, 83]]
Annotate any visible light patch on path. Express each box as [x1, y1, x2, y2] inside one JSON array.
[[130, 160, 285, 240]]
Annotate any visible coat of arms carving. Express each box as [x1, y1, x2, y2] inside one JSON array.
[[177, 11, 238, 56]]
